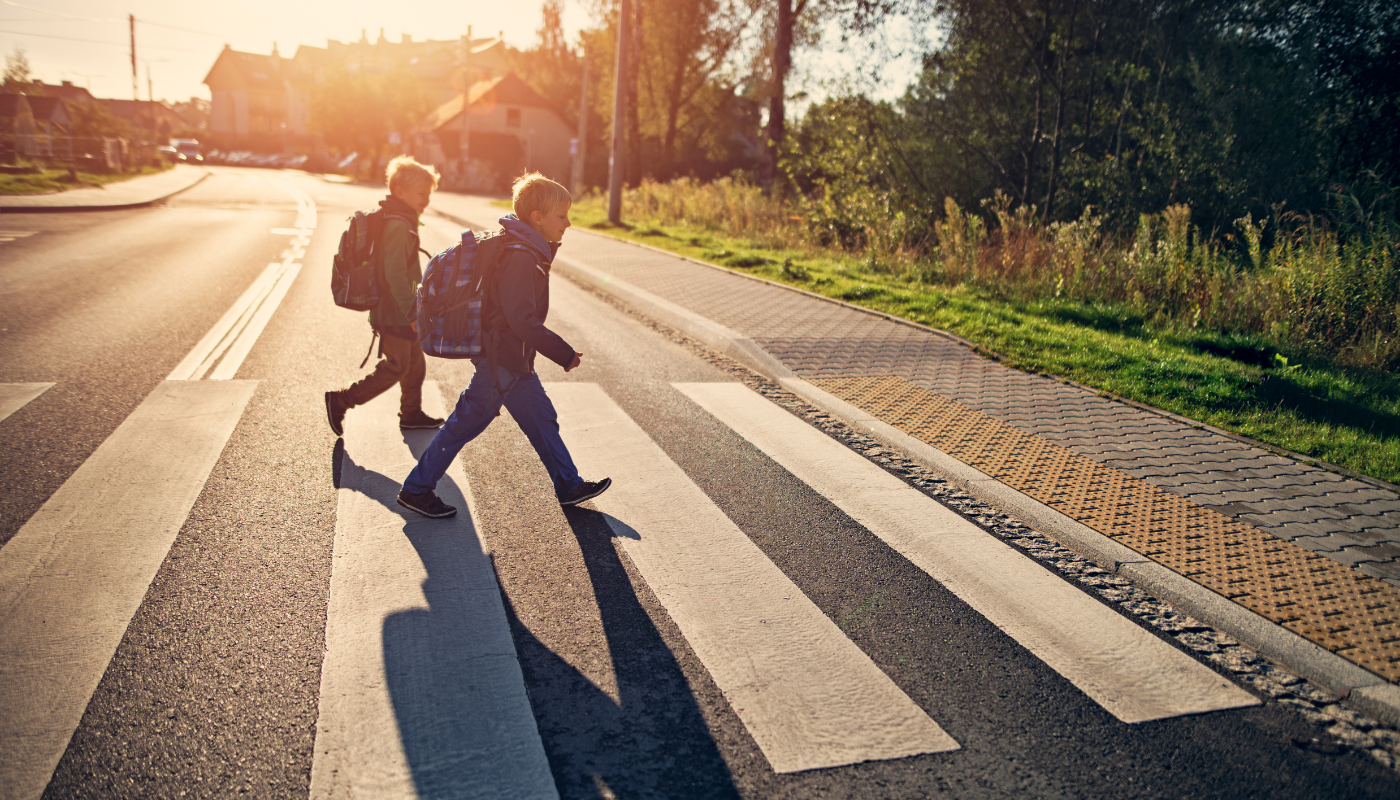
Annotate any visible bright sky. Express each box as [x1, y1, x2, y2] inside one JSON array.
[[1, 0, 932, 107]]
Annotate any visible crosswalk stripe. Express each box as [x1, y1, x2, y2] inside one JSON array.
[[311, 383, 556, 799], [0, 383, 54, 424], [0, 380, 257, 800], [550, 382, 960, 774], [675, 382, 1260, 724]]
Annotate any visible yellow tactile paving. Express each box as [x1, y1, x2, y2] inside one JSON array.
[[812, 375, 1400, 683]]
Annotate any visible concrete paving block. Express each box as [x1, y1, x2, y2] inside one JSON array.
[[1285, 532, 1366, 552], [1356, 561, 1400, 582]]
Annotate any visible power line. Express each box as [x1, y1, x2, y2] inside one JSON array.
[[0, 0, 118, 23], [0, 29, 206, 53], [0, 1, 223, 38]]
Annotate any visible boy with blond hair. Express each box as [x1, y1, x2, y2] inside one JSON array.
[[326, 156, 444, 435], [396, 172, 611, 518]]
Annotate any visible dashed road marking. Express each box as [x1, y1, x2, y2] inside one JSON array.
[[675, 382, 1259, 724], [167, 183, 315, 381], [551, 382, 959, 774]]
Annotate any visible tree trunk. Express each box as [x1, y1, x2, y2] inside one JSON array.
[[1021, 0, 1052, 206], [761, 0, 795, 193], [1042, 1, 1080, 225], [626, 0, 644, 184]]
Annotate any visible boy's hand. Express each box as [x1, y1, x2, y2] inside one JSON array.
[[565, 352, 582, 372]]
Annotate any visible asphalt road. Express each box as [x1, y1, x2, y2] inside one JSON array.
[[0, 167, 1395, 799]]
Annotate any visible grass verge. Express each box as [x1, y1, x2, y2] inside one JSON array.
[[0, 164, 173, 195], [555, 196, 1400, 486]]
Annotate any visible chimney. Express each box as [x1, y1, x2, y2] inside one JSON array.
[[360, 29, 367, 43], [271, 42, 280, 58], [378, 28, 386, 43], [402, 33, 412, 44]]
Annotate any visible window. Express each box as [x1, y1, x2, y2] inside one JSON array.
[[506, 108, 521, 128]]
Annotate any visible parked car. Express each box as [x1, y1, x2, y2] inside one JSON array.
[[171, 139, 204, 163], [157, 145, 178, 163]]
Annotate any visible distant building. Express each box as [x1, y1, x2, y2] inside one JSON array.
[[29, 80, 190, 144], [203, 29, 511, 154], [0, 93, 72, 155], [414, 74, 573, 191]]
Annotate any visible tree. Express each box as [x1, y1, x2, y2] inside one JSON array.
[[3, 45, 39, 93], [308, 65, 429, 177], [757, 0, 918, 190], [69, 101, 129, 140]]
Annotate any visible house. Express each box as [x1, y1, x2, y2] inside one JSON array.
[[414, 73, 574, 192], [102, 99, 187, 143], [203, 30, 511, 154], [1, 93, 72, 156]]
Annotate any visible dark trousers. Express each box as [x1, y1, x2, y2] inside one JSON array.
[[340, 333, 425, 417], [402, 359, 581, 499]]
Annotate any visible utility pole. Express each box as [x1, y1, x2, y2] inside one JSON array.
[[147, 63, 155, 146], [571, 49, 588, 196], [607, 0, 631, 224], [459, 25, 472, 190], [129, 14, 137, 101]]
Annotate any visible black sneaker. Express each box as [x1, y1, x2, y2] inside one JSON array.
[[325, 391, 348, 437], [400, 411, 445, 430], [397, 489, 457, 518], [560, 478, 612, 507]]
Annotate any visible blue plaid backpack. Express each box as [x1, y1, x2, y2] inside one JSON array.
[[416, 228, 512, 358]]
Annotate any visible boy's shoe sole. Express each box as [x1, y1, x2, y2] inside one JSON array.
[[325, 391, 346, 437], [400, 416, 445, 430], [396, 490, 457, 519], [560, 477, 612, 507]]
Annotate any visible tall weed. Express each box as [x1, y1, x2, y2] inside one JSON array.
[[610, 177, 1399, 371]]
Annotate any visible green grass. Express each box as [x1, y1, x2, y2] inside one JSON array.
[[556, 196, 1400, 486], [0, 164, 172, 195]]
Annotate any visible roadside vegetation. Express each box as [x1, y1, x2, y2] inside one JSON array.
[[560, 182, 1400, 486], [0, 163, 172, 195]]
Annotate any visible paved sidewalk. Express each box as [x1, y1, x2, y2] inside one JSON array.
[[429, 192, 1400, 713], [0, 164, 209, 212]]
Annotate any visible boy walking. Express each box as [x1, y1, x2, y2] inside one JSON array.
[[326, 156, 445, 435], [395, 172, 610, 518]]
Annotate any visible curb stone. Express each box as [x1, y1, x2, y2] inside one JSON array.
[[0, 169, 211, 214]]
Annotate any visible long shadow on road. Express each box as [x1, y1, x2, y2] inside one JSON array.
[[502, 504, 741, 800]]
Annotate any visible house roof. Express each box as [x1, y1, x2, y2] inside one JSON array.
[[24, 96, 70, 124], [203, 46, 288, 92], [421, 74, 564, 133], [31, 81, 97, 105]]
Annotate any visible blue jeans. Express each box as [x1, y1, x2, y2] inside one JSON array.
[[402, 360, 582, 499]]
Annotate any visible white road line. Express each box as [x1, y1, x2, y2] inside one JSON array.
[[550, 383, 959, 774], [0, 383, 54, 424], [167, 181, 315, 382], [675, 382, 1261, 724], [310, 384, 556, 800], [0, 380, 257, 800]]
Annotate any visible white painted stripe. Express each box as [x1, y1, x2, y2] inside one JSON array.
[[0, 382, 54, 424], [550, 383, 958, 773], [675, 382, 1260, 724], [310, 383, 556, 800], [166, 263, 282, 380], [208, 263, 301, 381], [168, 181, 315, 382], [0, 380, 256, 800]]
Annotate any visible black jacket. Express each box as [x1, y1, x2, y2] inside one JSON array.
[[481, 241, 574, 374]]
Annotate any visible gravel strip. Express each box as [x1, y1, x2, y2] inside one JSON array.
[[573, 277, 1400, 773]]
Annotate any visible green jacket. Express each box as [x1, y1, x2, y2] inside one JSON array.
[[369, 195, 422, 338]]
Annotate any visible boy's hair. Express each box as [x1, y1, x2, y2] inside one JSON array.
[[386, 156, 440, 195], [512, 171, 571, 222]]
